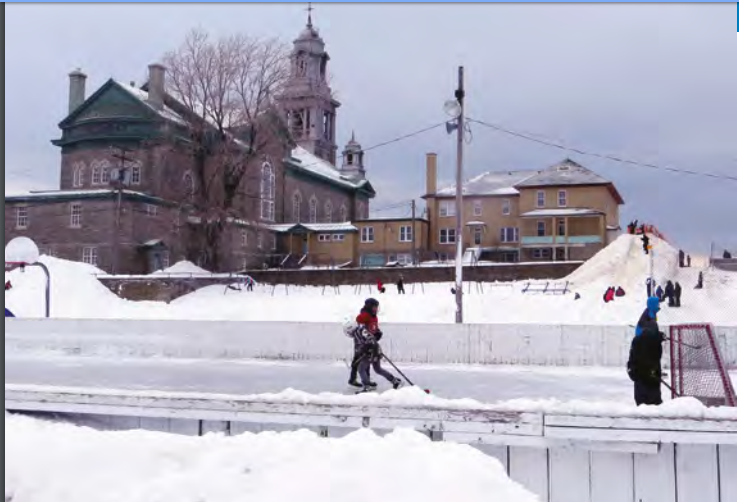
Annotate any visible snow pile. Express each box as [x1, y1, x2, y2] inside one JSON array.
[[5, 413, 538, 502], [4, 238, 735, 326], [151, 260, 211, 276]]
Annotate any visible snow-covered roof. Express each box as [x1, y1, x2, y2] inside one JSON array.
[[269, 222, 358, 233], [520, 208, 604, 218], [436, 171, 531, 197], [515, 159, 611, 188], [5, 189, 170, 204], [289, 146, 370, 191], [114, 81, 188, 126]]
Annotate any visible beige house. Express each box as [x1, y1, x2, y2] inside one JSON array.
[[355, 217, 430, 267], [422, 153, 624, 263]]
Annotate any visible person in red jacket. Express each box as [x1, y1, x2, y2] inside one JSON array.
[[349, 298, 401, 391]]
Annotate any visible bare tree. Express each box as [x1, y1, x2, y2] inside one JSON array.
[[162, 28, 290, 270]]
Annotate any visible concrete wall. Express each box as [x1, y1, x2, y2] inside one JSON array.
[[6, 319, 736, 369]]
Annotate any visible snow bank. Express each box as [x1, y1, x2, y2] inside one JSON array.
[[11, 384, 737, 421], [4, 235, 735, 326], [5, 413, 538, 502], [152, 260, 211, 276]]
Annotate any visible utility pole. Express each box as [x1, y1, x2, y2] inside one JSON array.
[[454, 66, 465, 324], [411, 199, 417, 266], [110, 146, 134, 275]]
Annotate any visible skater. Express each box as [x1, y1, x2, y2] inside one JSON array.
[[664, 280, 675, 307], [674, 282, 682, 307], [396, 275, 405, 295], [351, 298, 401, 392], [346, 297, 381, 388], [628, 297, 664, 406], [245, 276, 254, 292]]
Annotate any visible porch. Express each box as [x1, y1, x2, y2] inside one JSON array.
[[519, 209, 606, 262]]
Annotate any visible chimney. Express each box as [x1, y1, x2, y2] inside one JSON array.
[[147, 63, 166, 109], [426, 153, 438, 196], [68, 69, 87, 114]]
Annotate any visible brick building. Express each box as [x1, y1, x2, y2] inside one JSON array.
[[5, 17, 376, 274]]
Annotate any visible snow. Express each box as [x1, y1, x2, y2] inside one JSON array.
[[152, 260, 211, 276], [291, 145, 369, 190], [4, 235, 735, 326], [5, 413, 537, 502], [520, 208, 603, 217]]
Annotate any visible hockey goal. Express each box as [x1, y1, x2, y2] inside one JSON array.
[[669, 324, 737, 407]]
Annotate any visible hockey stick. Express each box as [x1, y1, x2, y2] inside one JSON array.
[[661, 378, 678, 394], [381, 353, 430, 394]]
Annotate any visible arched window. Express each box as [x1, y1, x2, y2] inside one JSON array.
[[324, 200, 333, 223], [309, 196, 318, 224], [260, 162, 276, 221], [130, 162, 142, 185], [91, 161, 101, 185], [183, 171, 195, 202], [100, 160, 111, 184], [339, 204, 348, 223], [292, 191, 302, 222], [72, 162, 85, 188]]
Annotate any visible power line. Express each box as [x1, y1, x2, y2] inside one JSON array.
[[468, 117, 737, 182]]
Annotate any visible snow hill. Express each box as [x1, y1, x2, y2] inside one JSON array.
[[4, 235, 736, 326]]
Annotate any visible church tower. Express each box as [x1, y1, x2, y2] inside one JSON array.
[[276, 9, 340, 165], [340, 132, 366, 180]]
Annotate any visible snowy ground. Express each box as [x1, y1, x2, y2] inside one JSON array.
[[0, 355, 671, 404], [5, 235, 737, 325], [5, 413, 537, 502]]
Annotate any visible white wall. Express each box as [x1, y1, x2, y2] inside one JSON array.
[[6, 319, 737, 369]]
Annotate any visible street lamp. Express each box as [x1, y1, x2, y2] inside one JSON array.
[[444, 66, 465, 324]]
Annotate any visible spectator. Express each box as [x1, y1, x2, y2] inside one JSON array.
[[396, 275, 405, 295], [674, 282, 682, 307]]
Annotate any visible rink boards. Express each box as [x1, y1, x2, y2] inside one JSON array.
[[5, 384, 737, 502]]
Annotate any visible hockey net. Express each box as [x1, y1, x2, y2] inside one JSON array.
[[669, 324, 737, 407]]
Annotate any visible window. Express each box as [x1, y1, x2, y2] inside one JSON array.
[[257, 233, 264, 249], [72, 162, 85, 187], [100, 160, 111, 184], [70, 203, 82, 228], [500, 227, 519, 243], [558, 190, 567, 208], [532, 248, 552, 260], [339, 205, 348, 223], [397, 253, 413, 265], [309, 197, 318, 223], [537, 221, 546, 237], [536, 191, 545, 208], [361, 227, 374, 243], [332, 234, 345, 242], [502, 199, 511, 216], [130, 163, 142, 185], [399, 225, 412, 243], [318, 234, 331, 242], [82, 247, 98, 266], [260, 162, 276, 221], [242, 230, 249, 247], [292, 191, 302, 222], [473, 227, 482, 245], [271, 234, 277, 250], [557, 218, 566, 236], [472, 200, 483, 217], [324, 200, 333, 223], [15, 207, 28, 229], [439, 200, 456, 217], [439, 228, 457, 244], [145, 204, 157, 217], [183, 172, 195, 202], [91, 162, 101, 185]]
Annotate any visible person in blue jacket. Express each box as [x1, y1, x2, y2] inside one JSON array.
[[628, 296, 665, 405], [634, 296, 661, 337], [5, 308, 16, 317]]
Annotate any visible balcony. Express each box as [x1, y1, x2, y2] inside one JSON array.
[[521, 235, 602, 246]]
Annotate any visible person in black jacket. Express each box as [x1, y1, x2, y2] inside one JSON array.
[[674, 282, 682, 307], [628, 297, 665, 405], [664, 280, 675, 307]]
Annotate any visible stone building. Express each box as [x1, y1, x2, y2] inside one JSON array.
[[4, 16, 376, 274]]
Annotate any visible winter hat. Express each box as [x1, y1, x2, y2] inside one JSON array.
[[647, 296, 661, 317]]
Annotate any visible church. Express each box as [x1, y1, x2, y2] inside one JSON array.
[[4, 15, 377, 274]]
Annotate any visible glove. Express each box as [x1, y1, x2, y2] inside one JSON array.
[[659, 331, 667, 341], [374, 330, 383, 341]]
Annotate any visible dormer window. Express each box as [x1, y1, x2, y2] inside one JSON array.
[[557, 164, 570, 172]]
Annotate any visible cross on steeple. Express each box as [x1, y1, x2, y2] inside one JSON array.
[[306, 2, 314, 28]]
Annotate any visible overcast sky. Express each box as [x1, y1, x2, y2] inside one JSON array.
[[5, 3, 736, 253]]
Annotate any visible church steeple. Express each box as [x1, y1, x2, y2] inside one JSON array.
[[340, 131, 366, 180], [275, 7, 340, 165]]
